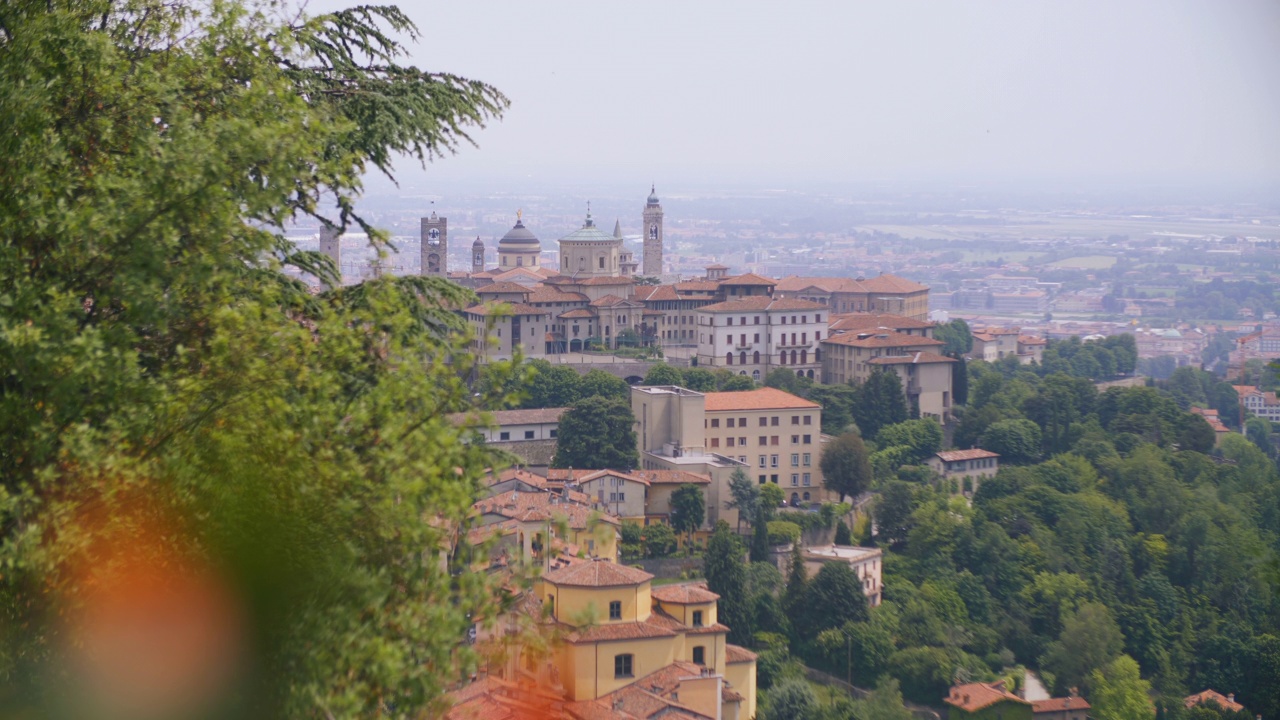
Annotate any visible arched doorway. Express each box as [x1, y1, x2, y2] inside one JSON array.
[[790, 492, 800, 505]]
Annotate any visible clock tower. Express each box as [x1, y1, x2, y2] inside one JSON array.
[[642, 185, 663, 276], [471, 236, 485, 274], [421, 211, 447, 277]]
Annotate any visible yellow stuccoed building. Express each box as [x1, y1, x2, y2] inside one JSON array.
[[451, 558, 757, 719]]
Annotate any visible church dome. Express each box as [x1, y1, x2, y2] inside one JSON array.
[[472, 235, 484, 247], [647, 185, 660, 206], [497, 218, 540, 250]]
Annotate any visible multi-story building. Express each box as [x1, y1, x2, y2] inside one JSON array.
[[969, 328, 1021, 362], [927, 449, 1000, 495], [868, 352, 958, 422], [800, 544, 884, 606], [820, 329, 954, 420], [575, 469, 714, 528], [1017, 335, 1047, 364], [1235, 385, 1280, 423], [695, 297, 829, 381], [828, 312, 935, 339], [1229, 323, 1280, 378], [774, 274, 931, 321]]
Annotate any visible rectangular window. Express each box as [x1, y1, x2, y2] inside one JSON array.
[[791, 453, 800, 466], [727, 437, 735, 448], [693, 646, 706, 665], [771, 474, 779, 484], [726, 418, 734, 428], [739, 436, 747, 447], [524, 430, 535, 439], [804, 416, 812, 426], [499, 431, 510, 441], [550, 429, 557, 438], [759, 417, 768, 427], [759, 455, 767, 468], [738, 455, 747, 463], [803, 473, 811, 486], [792, 435, 799, 444], [754, 333, 760, 342], [803, 434, 812, 444], [771, 417, 779, 426], [803, 453, 811, 466], [710, 438, 720, 448], [771, 436, 780, 446], [770, 455, 779, 468], [711, 419, 720, 428], [791, 474, 799, 486], [609, 601, 622, 620], [792, 416, 800, 425], [692, 610, 704, 627], [758, 474, 767, 484], [740, 417, 747, 427], [614, 654, 633, 678], [759, 436, 768, 446]]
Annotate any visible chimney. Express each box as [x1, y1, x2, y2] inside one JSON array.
[[1228, 694, 1235, 703], [963, 694, 970, 704], [612, 696, 623, 710]]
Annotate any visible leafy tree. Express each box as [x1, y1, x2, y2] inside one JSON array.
[[874, 481, 916, 547], [888, 646, 954, 704], [751, 508, 772, 562], [768, 521, 803, 546], [523, 360, 583, 408], [0, 1, 511, 716], [852, 676, 914, 720], [821, 432, 875, 502], [853, 369, 909, 438], [552, 396, 639, 469], [760, 482, 786, 518], [716, 371, 756, 391], [705, 521, 751, 644], [1041, 602, 1125, 695], [681, 367, 718, 392], [798, 562, 869, 639], [876, 419, 944, 464], [783, 542, 809, 619], [765, 369, 805, 394], [1176, 413, 1216, 454], [981, 419, 1043, 464], [1245, 417, 1273, 457], [642, 363, 684, 386], [765, 678, 818, 720], [1089, 655, 1152, 720], [669, 483, 707, 542], [620, 521, 645, 559], [935, 319, 974, 356], [643, 522, 678, 558], [578, 368, 631, 402], [726, 468, 760, 531], [835, 520, 853, 546]]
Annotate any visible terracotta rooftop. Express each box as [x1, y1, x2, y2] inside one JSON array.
[[698, 297, 828, 313], [579, 469, 650, 486], [563, 619, 675, 644], [935, 449, 1000, 462], [829, 312, 934, 332], [944, 682, 1030, 713], [868, 351, 957, 365], [527, 286, 588, 304], [447, 407, 567, 427], [651, 583, 720, 604], [821, 330, 943, 349], [464, 302, 547, 317], [1032, 697, 1092, 714], [774, 274, 928, 295], [703, 387, 820, 412], [543, 559, 653, 588], [631, 469, 712, 485], [718, 272, 777, 286], [476, 282, 533, 295], [559, 308, 595, 319], [674, 281, 721, 292], [1184, 690, 1244, 713], [632, 284, 680, 302], [725, 644, 759, 664]]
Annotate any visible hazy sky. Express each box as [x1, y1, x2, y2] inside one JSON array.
[[314, 1, 1280, 191]]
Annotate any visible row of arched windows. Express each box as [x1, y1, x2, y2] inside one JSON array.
[[725, 349, 822, 365]]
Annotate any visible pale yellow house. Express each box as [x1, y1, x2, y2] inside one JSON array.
[[927, 449, 1000, 495], [472, 489, 621, 566]]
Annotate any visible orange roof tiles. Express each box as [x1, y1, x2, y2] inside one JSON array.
[[1032, 697, 1092, 714], [477, 282, 534, 295], [935, 449, 1000, 462], [1184, 690, 1244, 713], [464, 302, 548, 317], [564, 620, 676, 644], [868, 351, 957, 365], [719, 272, 777, 286], [651, 583, 720, 604], [822, 330, 943, 349], [829, 313, 934, 332], [725, 644, 758, 663], [703, 387, 820, 412], [447, 407, 567, 427], [543, 560, 653, 588], [631, 470, 711, 485], [944, 682, 1030, 713]]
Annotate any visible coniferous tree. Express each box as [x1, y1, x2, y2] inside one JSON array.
[[704, 521, 751, 644], [852, 368, 909, 438], [750, 507, 771, 562]]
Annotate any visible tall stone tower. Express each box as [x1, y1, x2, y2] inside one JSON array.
[[471, 236, 485, 274], [642, 185, 663, 276], [319, 225, 341, 287], [421, 211, 447, 277]]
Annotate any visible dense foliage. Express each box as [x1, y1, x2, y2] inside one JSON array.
[[0, 0, 511, 717]]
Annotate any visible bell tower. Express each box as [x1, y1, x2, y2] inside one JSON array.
[[319, 224, 341, 288], [471, 236, 485, 274], [642, 185, 663, 276], [421, 211, 447, 277]]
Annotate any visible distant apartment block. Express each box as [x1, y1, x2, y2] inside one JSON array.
[[820, 330, 954, 421], [695, 296, 829, 381], [773, 274, 931, 321]]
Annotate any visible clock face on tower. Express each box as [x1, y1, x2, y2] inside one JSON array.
[[427, 227, 442, 245]]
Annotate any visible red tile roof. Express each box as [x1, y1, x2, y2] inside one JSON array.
[[935, 449, 1000, 462], [868, 351, 957, 365], [543, 560, 653, 588], [1184, 690, 1244, 713], [563, 620, 676, 643], [447, 407, 567, 427], [477, 282, 534, 295], [464, 302, 547, 317], [829, 313, 934, 332], [822, 331, 943, 349], [725, 644, 758, 663], [631, 470, 711, 485], [703, 387, 820, 412], [1032, 697, 1092, 714], [651, 583, 720, 604], [719, 273, 777, 286], [944, 682, 1031, 713]]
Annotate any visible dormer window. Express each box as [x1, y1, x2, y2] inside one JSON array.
[[692, 610, 703, 627], [609, 601, 622, 620]]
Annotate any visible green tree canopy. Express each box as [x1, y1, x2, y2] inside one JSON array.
[[853, 369, 909, 438], [704, 521, 751, 644], [981, 418, 1043, 464], [551, 396, 639, 469], [798, 562, 869, 640], [821, 432, 875, 502], [1089, 655, 1152, 720], [578, 368, 631, 402], [0, 0, 511, 715], [726, 468, 760, 531], [669, 483, 707, 540], [522, 360, 583, 408], [642, 363, 685, 386]]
